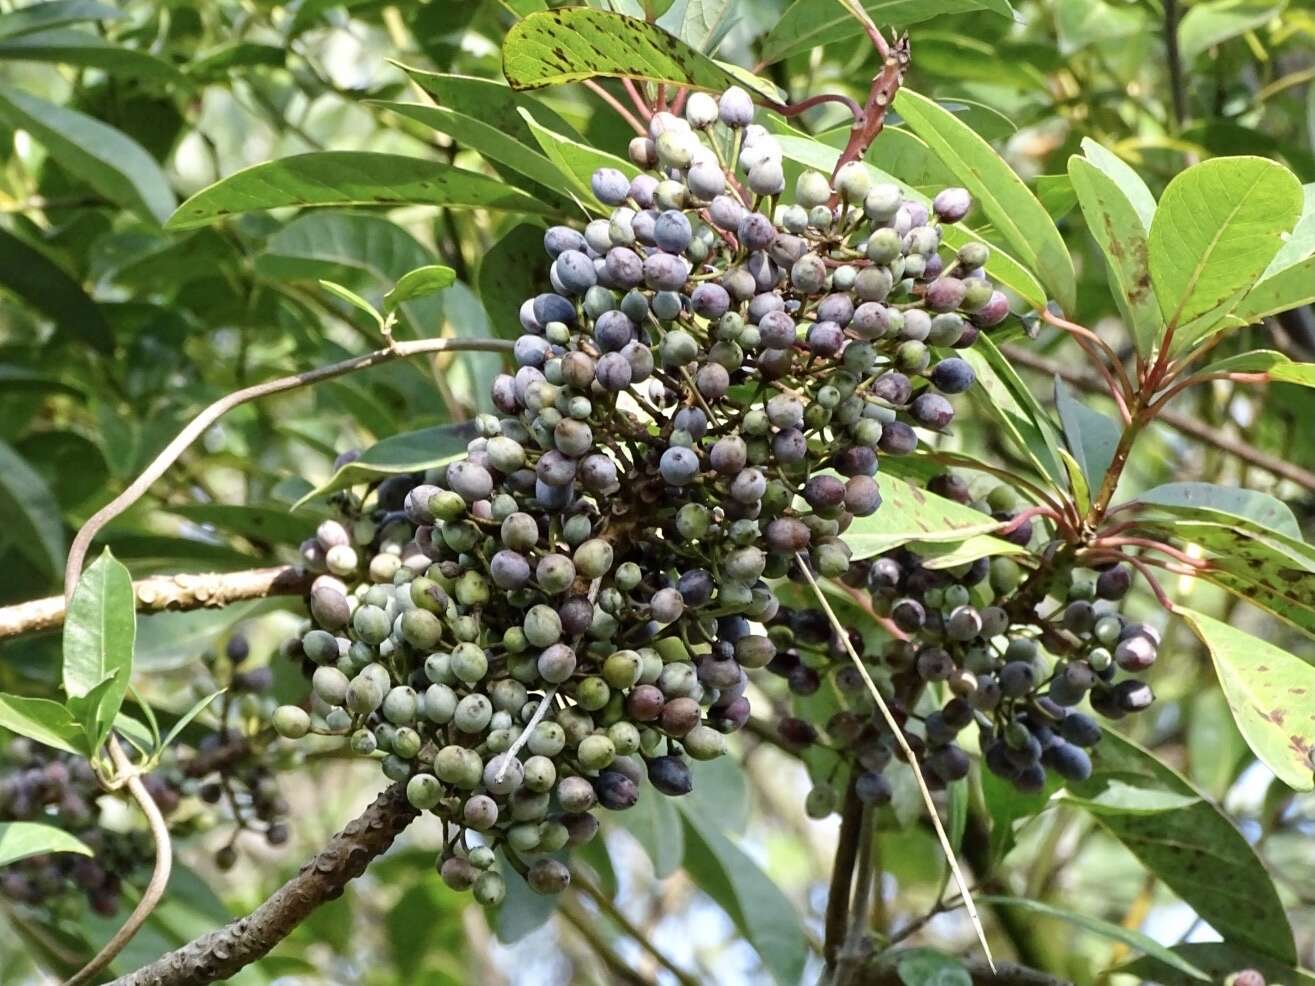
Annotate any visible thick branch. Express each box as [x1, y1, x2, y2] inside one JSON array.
[[0, 566, 312, 641], [107, 783, 417, 986], [1002, 344, 1315, 493], [832, 35, 910, 179]]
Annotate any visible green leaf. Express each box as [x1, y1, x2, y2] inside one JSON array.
[[134, 600, 287, 672], [0, 438, 66, 579], [0, 0, 123, 38], [398, 67, 585, 144], [166, 152, 560, 230], [1179, 608, 1315, 792], [1079, 138, 1156, 228], [657, 0, 735, 52], [0, 28, 181, 79], [1178, 0, 1284, 62], [159, 690, 224, 752], [295, 424, 475, 507], [1053, 376, 1120, 490], [973, 897, 1209, 980], [0, 822, 92, 867], [521, 109, 638, 212], [612, 782, 684, 877], [843, 473, 1001, 558], [678, 801, 808, 986], [479, 222, 548, 341], [1147, 156, 1303, 347], [961, 335, 1067, 488], [1264, 182, 1315, 276], [760, 0, 1013, 65], [383, 265, 456, 313], [771, 133, 1046, 309], [893, 948, 972, 986], [0, 228, 112, 352], [909, 534, 1026, 569], [493, 854, 557, 943], [0, 694, 85, 755], [503, 7, 776, 99], [893, 88, 1076, 314], [1128, 481, 1302, 540], [319, 279, 384, 327], [1068, 731, 1295, 962], [1195, 348, 1315, 386], [185, 41, 285, 80], [164, 504, 319, 547], [0, 88, 176, 225], [63, 549, 136, 751], [1232, 254, 1315, 323], [1054, 0, 1146, 54], [1068, 155, 1164, 355], [375, 101, 576, 210], [1122, 943, 1315, 986]]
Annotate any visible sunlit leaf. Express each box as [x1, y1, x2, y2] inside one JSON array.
[[0, 822, 92, 867]]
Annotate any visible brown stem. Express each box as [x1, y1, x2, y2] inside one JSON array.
[[559, 897, 655, 986], [1, 566, 312, 641], [824, 776, 864, 969], [1163, 0, 1187, 129], [106, 784, 418, 986], [584, 80, 646, 135], [831, 36, 911, 181]]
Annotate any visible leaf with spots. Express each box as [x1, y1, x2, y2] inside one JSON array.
[[1068, 153, 1164, 355], [166, 152, 561, 230], [1127, 481, 1302, 540], [1121, 943, 1315, 986], [843, 474, 1002, 558], [893, 88, 1076, 314], [503, 7, 777, 98], [1147, 156, 1303, 350], [1066, 731, 1295, 962], [1179, 608, 1315, 792]]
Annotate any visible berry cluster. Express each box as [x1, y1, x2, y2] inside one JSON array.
[[273, 85, 1024, 903], [0, 741, 180, 916]]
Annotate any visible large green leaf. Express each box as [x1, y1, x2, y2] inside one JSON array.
[[1078, 138, 1156, 227], [771, 133, 1046, 309], [678, 801, 808, 986], [295, 424, 475, 507], [0, 694, 85, 755], [399, 67, 584, 144], [373, 101, 577, 211], [893, 88, 1076, 314], [0, 228, 112, 352], [1053, 377, 1120, 490], [0, 438, 66, 579], [656, 0, 735, 52], [503, 7, 775, 98], [1231, 254, 1315, 323], [1178, 0, 1285, 62], [478, 221, 549, 341], [166, 153, 559, 230], [0, 28, 181, 79], [1068, 732, 1295, 962], [612, 782, 685, 878], [1128, 481, 1301, 540], [63, 549, 136, 751], [1179, 608, 1315, 791], [0, 0, 123, 38], [1147, 156, 1302, 347], [760, 0, 1012, 64], [1122, 943, 1315, 986], [0, 822, 92, 867], [1195, 348, 1315, 388], [973, 897, 1208, 980], [1067, 155, 1164, 355], [843, 474, 1001, 558], [164, 504, 320, 547], [522, 110, 638, 212], [0, 88, 175, 225]]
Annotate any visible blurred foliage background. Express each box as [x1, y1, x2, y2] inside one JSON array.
[[0, 0, 1313, 983]]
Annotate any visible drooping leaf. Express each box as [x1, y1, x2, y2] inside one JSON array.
[[521, 110, 637, 212], [772, 133, 1046, 308], [1053, 376, 1121, 490], [612, 782, 684, 877], [1128, 481, 1302, 540], [0, 694, 85, 755], [656, 0, 735, 51], [760, 0, 1013, 65], [909, 534, 1026, 569], [399, 67, 584, 144], [295, 424, 476, 507], [185, 41, 285, 80], [1178, 0, 1285, 62], [503, 7, 776, 98], [973, 897, 1209, 980], [843, 474, 1001, 558], [893, 88, 1076, 314], [1122, 943, 1315, 986], [1067, 155, 1164, 355], [164, 504, 319, 547], [979, 764, 1060, 866], [1068, 731, 1295, 962], [0, 438, 66, 579], [62, 549, 136, 751], [0, 822, 92, 867], [0, 226, 111, 353], [678, 800, 808, 986], [0, 28, 181, 79], [1147, 156, 1303, 347], [478, 221, 549, 340], [383, 265, 456, 313], [0, 88, 176, 225], [166, 152, 560, 230], [1231, 254, 1315, 324], [1179, 608, 1315, 792], [1195, 348, 1315, 387], [492, 854, 557, 943], [0, 0, 123, 38]]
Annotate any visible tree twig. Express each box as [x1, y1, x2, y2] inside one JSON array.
[[62, 338, 511, 605], [1163, 0, 1187, 129], [106, 783, 417, 986], [824, 777, 864, 969], [0, 566, 313, 641]]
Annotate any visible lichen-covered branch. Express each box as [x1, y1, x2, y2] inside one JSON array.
[[106, 783, 418, 986], [0, 566, 312, 640]]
